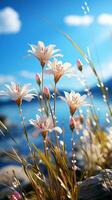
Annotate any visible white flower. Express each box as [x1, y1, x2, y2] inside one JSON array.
[[29, 115, 62, 138], [28, 41, 62, 67], [0, 82, 35, 105], [60, 91, 88, 115], [46, 60, 75, 83]]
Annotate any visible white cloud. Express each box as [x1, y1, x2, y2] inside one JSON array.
[[64, 15, 94, 26], [19, 70, 35, 79], [0, 7, 21, 34], [97, 14, 112, 25], [94, 30, 110, 46], [0, 75, 15, 83]]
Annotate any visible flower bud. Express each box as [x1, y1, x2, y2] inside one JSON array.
[[35, 73, 41, 86], [43, 86, 50, 99], [77, 59, 83, 71], [10, 191, 21, 200], [70, 117, 75, 132], [79, 114, 84, 123]]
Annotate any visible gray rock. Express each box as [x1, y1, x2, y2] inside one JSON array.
[[78, 169, 112, 200], [0, 167, 112, 200]]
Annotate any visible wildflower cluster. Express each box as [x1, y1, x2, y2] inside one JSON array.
[[0, 40, 112, 200]]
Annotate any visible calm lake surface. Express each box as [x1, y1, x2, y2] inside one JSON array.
[[0, 96, 111, 166]]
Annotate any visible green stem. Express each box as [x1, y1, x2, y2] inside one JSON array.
[[71, 130, 76, 185], [43, 138, 47, 157], [54, 83, 56, 115], [48, 101, 55, 142], [54, 83, 59, 147], [18, 105, 31, 152], [41, 67, 44, 92], [71, 130, 77, 200]]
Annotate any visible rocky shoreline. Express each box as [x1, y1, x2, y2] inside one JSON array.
[[0, 165, 112, 200]]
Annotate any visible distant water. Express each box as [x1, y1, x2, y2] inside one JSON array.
[[0, 96, 111, 167]]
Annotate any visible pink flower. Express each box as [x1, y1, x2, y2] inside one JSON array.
[[10, 191, 21, 200], [35, 73, 41, 86], [28, 41, 62, 67], [43, 86, 50, 99], [60, 91, 88, 116], [46, 60, 75, 84], [29, 115, 62, 138], [0, 82, 35, 105]]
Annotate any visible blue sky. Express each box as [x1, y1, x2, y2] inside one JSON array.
[[0, 0, 112, 90]]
